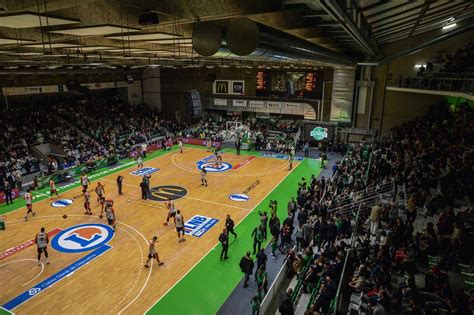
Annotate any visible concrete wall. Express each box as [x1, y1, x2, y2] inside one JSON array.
[[364, 30, 472, 134]]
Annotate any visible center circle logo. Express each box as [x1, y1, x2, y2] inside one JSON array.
[[51, 223, 115, 253], [51, 199, 74, 208], [197, 162, 232, 172], [149, 185, 188, 201]]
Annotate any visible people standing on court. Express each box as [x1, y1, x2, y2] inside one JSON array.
[[24, 187, 35, 220], [137, 155, 144, 169], [35, 227, 49, 265], [225, 214, 237, 239], [15, 170, 22, 191], [116, 175, 124, 195], [144, 236, 164, 268], [259, 211, 268, 240], [143, 174, 151, 195], [235, 137, 241, 155], [239, 251, 254, 288], [219, 228, 229, 260], [175, 210, 185, 243], [255, 248, 267, 281], [3, 179, 13, 205], [80, 173, 90, 194], [200, 167, 208, 187], [141, 143, 147, 158], [140, 179, 149, 200], [303, 142, 310, 157], [251, 224, 264, 255], [178, 138, 183, 153]]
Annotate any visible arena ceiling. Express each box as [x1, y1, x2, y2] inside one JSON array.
[[0, 0, 472, 71]]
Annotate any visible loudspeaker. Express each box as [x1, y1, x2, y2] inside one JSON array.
[[138, 11, 160, 25]]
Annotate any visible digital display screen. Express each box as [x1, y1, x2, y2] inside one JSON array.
[[303, 123, 335, 143], [255, 70, 322, 99]]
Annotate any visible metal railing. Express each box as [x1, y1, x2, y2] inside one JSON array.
[[389, 77, 474, 92]]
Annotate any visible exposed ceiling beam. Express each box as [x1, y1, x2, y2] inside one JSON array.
[[368, 2, 426, 24], [409, 0, 435, 37], [360, 0, 392, 13], [365, 1, 413, 19]]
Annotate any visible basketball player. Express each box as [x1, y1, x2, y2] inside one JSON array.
[[24, 187, 35, 221], [178, 138, 183, 153], [35, 227, 49, 265], [80, 173, 90, 193], [215, 148, 223, 166], [49, 179, 59, 199], [200, 167, 208, 187], [164, 197, 176, 226], [102, 200, 116, 230], [288, 151, 294, 170], [206, 138, 212, 152], [137, 155, 144, 169], [95, 182, 105, 203], [84, 190, 93, 215], [144, 236, 164, 268], [175, 210, 185, 243]]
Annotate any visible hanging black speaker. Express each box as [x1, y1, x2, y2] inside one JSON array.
[[226, 18, 259, 56], [192, 22, 222, 56]]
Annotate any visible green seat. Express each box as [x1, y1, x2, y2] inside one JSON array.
[[465, 280, 474, 290], [461, 272, 474, 282], [458, 263, 473, 273]]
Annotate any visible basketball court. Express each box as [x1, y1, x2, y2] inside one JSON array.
[[0, 146, 318, 314]]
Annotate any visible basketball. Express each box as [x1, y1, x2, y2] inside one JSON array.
[[63, 214, 67, 219], [99, 214, 103, 219]]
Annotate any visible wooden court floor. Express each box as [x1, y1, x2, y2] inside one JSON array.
[[0, 147, 295, 314]]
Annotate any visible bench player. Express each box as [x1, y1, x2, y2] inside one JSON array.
[[24, 188, 35, 221], [144, 236, 164, 268], [49, 179, 59, 199], [164, 197, 176, 226]]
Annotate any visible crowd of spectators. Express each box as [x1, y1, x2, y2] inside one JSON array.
[[0, 95, 174, 180]]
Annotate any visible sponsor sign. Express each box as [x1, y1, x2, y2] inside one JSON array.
[[214, 98, 228, 106], [2, 244, 111, 311], [0, 228, 62, 261], [232, 156, 255, 170], [51, 223, 115, 254], [284, 102, 301, 109], [0, 188, 20, 204], [232, 99, 247, 107], [267, 101, 282, 109], [51, 199, 74, 208], [149, 185, 188, 201], [130, 167, 159, 176], [249, 100, 264, 108], [212, 80, 245, 95], [261, 153, 304, 161], [229, 194, 250, 202], [243, 180, 260, 194], [2, 81, 134, 96], [181, 138, 221, 148], [184, 215, 219, 237]]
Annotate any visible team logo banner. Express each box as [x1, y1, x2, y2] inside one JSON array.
[[130, 167, 159, 176], [51, 223, 115, 253], [51, 199, 74, 208], [229, 194, 250, 202], [184, 215, 218, 237]]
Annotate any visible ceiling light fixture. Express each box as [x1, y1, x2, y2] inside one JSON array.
[[442, 23, 457, 30]]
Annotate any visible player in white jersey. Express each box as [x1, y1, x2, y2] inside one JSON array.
[[144, 236, 164, 268], [80, 174, 90, 193], [24, 188, 35, 221], [101, 200, 116, 230], [178, 138, 183, 153], [164, 197, 176, 226], [35, 227, 49, 265], [84, 190, 93, 215], [200, 167, 208, 187], [175, 210, 185, 243], [49, 179, 59, 199]]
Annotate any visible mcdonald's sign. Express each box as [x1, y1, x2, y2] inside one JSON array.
[[213, 80, 245, 95]]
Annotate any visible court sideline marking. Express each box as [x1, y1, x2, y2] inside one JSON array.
[[101, 179, 251, 212], [144, 160, 304, 314]]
